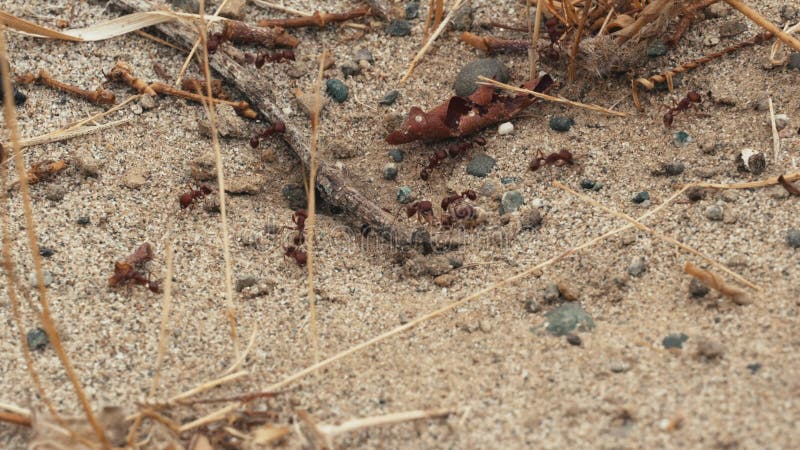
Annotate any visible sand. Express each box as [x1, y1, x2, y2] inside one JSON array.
[[1, 0, 799, 448]]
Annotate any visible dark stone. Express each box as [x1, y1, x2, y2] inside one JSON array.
[[746, 362, 762, 374], [787, 228, 800, 249], [386, 19, 412, 37], [689, 278, 709, 297], [549, 116, 574, 132], [673, 131, 692, 147], [453, 58, 510, 97], [389, 149, 404, 162], [39, 247, 55, 257], [544, 302, 595, 336], [788, 53, 800, 70], [397, 186, 413, 204], [235, 277, 257, 292], [379, 90, 399, 106], [580, 179, 596, 190], [500, 191, 524, 215], [405, 1, 420, 19], [646, 41, 668, 57], [450, 5, 474, 31], [500, 176, 519, 185], [14, 89, 27, 105], [325, 79, 349, 103], [466, 152, 496, 178], [26, 327, 49, 351], [383, 163, 398, 180], [662, 333, 689, 349], [76, 216, 90, 226], [566, 334, 582, 346], [632, 191, 650, 204], [654, 161, 685, 176]]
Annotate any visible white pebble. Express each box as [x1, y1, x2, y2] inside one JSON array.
[[498, 122, 514, 135], [282, 106, 293, 116]]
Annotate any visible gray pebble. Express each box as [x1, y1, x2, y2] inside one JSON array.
[[705, 3, 730, 18], [628, 256, 647, 277], [235, 276, 258, 292], [450, 5, 473, 31], [689, 278, 709, 297], [397, 186, 413, 204], [379, 90, 399, 106], [466, 152, 496, 178], [580, 179, 596, 190], [29, 270, 53, 288], [325, 79, 349, 103], [705, 204, 724, 221], [386, 19, 412, 36], [549, 116, 574, 132], [405, 1, 420, 19], [76, 216, 90, 226], [354, 48, 374, 64], [479, 179, 500, 198], [39, 247, 55, 257], [500, 190, 524, 215], [646, 41, 668, 57], [454, 58, 509, 97], [609, 361, 631, 373], [189, 152, 216, 181], [544, 302, 595, 336], [389, 149, 404, 162], [719, 20, 746, 38], [632, 191, 649, 204], [543, 283, 560, 303], [73, 155, 103, 178], [662, 333, 688, 349], [340, 60, 361, 78], [130, 103, 143, 115], [26, 327, 49, 351], [663, 162, 685, 176], [787, 228, 800, 248], [788, 53, 800, 70], [383, 163, 398, 180], [520, 209, 543, 230], [781, 5, 798, 21]]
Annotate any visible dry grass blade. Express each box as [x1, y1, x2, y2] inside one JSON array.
[[723, 0, 800, 51], [684, 262, 750, 304], [175, 0, 232, 87], [178, 403, 239, 433], [307, 50, 328, 366], [680, 171, 800, 190], [553, 180, 761, 291], [768, 97, 780, 163], [261, 188, 687, 393], [401, 0, 466, 83], [530, 0, 544, 79], [478, 76, 627, 116], [0, 25, 111, 450], [317, 408, 455, 437]]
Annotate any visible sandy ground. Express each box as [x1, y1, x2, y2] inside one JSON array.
[[1, 0, 799, 448]]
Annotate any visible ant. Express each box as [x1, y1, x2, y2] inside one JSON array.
[[108, 243, 160, 294], [405, 200, 437, 226], [542, 17, 566, 61], [244, 50, 296, 68], [420, 137, 486, 180], [440, 190, 479, 229], [663, 91, 702, 127], [284, 245, 307, 266], [529, 149, 574, 171], [250, 121, 286, 148], [441, 190, 477, 211], [179, 184, 213, 209], [288, 209, 307, 245]]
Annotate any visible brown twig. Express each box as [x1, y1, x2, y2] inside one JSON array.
[[684, 262, 750, 304], [632, 32, 774, 109], [0, 410, 31, 427], [108, 61, 156, 96], [181, 77, 226, 98], [257, 7, 369, 28], [460, 32, 529, 53], [568, 1, 590, 82], [17, 69, 115, 104], [150, 82, 257, 118], [222, 20, 299, 47]]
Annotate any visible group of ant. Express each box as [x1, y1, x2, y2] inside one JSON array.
[[420, 137, 486, 181], [404, 190, 479, 229]]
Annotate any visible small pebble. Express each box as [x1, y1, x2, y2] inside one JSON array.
[[76, 216, 90, 226], [123, 167, 147, 189], [566, 334, 582, 346], [39, 247, 55, 257], [450, 5, 473, 31], [397, 186, 414, 204], [544, 302, 594, 336], [695, 336, 725, 360], [698, 138, 717, 154], [753, 97, 771, 111], [354, 48, 374, 64], [686, 187, 706, 202], [632, 191, 649, 204], [235, 276, 258, 292], [628, 256, 647, 277], [139, 94, 157, 110], [609, 361, 631, 373], [386, 19, 412, 36], [746, 362, 762, 374], [580, 179, 596, 190], [520, 209, 543, 230], [525, 299, 542, 313], [738, 149, 766, 175], [500, 190, 523, 215], [497, 122, 514, 135], [189, 152, 216, 181], [379, 90, 399, 106], [704, 204, 724, 221], [543, 283, 560, 303], [340, 60, 361, 78], [466, 152, 496, 178], [479, 179, 500, 198], [383, 163, 398, 180], [719, 20, 746, 38], [774, 114, 789, 131], [619, 230, 637, 246], [549, 116, 574, 132], [45, 185, 65, 202], [662, 333, 688, 349], [787, 228, 800, 249], [788, 53, 800, 70], [500, 176, 519, 185], [13, 89, 27, 105], [673, 131, 692, 147], [325, 79, 349, 103], [26, 328, 49, 351], [389, 149, 404, 162], [405, 1, 420, 19], [434, 273, 456, 288], [703, 35, 720, 47], [722, 208, 738, 224], [689, 279, 709, 297], [646, 41, 668, 57], [453, 58, 510, 97], [449, 258, 463, 269], [28, 270, 53, 288]]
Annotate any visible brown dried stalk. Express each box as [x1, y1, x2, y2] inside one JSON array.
[[460, 32, 529, 53], [0, 410, 31, 427], [17, 69, 115, 105], [181, 77, 226, 99], [150, 82, 258, 119], [684, 262, 750, 305], [613, 0, 675, 45], [568, 1, 590, 82], [107, 61, 156, 96], [257, 7, 369, 28], [777, 175, 800, 196], [222, 20, 299, 47], [632, 32, 774, 109]]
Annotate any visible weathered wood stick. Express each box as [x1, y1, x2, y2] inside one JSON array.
[[112, 0, 454, 249]]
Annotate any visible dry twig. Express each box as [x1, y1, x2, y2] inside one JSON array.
[[684, 262, 750, 304], [257, 7, 369, 28], [17, 69, 115, 104]]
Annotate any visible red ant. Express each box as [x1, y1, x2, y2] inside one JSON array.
[[663, 91, 702, 127], [542, 17, 566, 60], [108, 243, 160, 293], [250, 121, 286, 148], [420, 137, 486, 180], [441, 190, 477, 211], [440, 190, 478, 229], [179, 184, 213, 209], [284, 245, 307, 266], [244, 50, 296, 68], [405, 200, 437, 226], [529, 149, 574, 171]]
